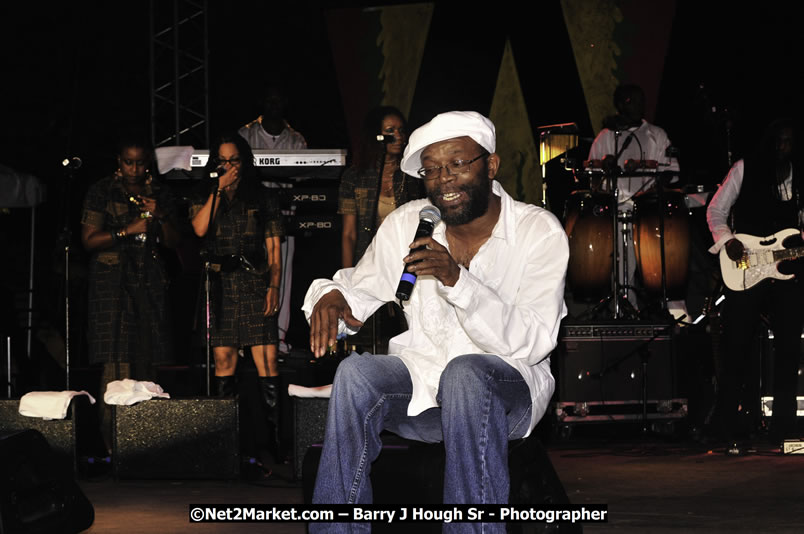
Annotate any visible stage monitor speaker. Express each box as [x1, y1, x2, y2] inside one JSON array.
[[293, 397, 329, 480], [0, 429, 94, 534], [554, 322, 679, 403], [112, 397, 239, 479], [0, 396, 96, 476]]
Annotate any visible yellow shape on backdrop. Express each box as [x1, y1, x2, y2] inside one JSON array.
[[377, 3, 434, 118], [490, 39, 542, 206], [561, 0, 621, 135]]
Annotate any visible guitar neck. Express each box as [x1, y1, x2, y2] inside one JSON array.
[[773, 245, 804, 262]]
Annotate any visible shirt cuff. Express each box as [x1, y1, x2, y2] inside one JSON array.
[[708, 232, 734, 254], [437, 266, 474, 309]]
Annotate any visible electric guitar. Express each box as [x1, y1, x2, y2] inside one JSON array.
[[719, 228, 804, 291]]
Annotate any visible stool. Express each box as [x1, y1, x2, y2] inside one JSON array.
[[302, 432, 580, 533]]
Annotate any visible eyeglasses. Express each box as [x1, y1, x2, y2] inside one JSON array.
[[417, 152, 488, 180], [382, 126, 405, 136], [215, 156, 242, 165]]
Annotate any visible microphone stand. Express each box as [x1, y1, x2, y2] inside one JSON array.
[[592, 323, 672, 433], [201, 177, 220, 396], [606, 130, 626, 319], [610, 166, 621, 320], [60, 162, 78, 389], [611, 129, 642, 319], [371, 143, 392, 355]]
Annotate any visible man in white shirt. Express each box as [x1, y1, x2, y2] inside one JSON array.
[[238, 85, 307, 150], [303, 111, 569, 532], [706, 118, 803, 452], [587, 84, 683, 317], [238, 85, 307, 354], [588, 84, 679, 205]]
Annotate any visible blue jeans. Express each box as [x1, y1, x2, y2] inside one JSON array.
[[310, 353, 532, 534]]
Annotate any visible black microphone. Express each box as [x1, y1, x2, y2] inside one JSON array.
[[395, 206, 441, 302], [209, 166, 226, 179], [617, 133, 634, 155], [62, 157, 82, 169], [376, 134, 395, 144]]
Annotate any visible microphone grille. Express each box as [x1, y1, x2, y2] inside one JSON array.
[[419, 205, 441, 224]]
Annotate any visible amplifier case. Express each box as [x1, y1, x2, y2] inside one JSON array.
[[552, 323, 686, 423], [760, 331, 804, 418], [112, 397, 239, 479]]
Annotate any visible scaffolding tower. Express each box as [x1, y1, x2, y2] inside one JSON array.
[[150, 0, 210, 148]]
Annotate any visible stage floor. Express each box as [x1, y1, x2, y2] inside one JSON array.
[[77, 436, 804, 533]]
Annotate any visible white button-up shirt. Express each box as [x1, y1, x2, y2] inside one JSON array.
[[303, 181, 569, 435], [707, 159, 800, 253], [238, 117, 307, 150], [588, 120, 679, 205]]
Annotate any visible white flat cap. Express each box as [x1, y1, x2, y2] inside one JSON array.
[[400, 111, 496, 177]]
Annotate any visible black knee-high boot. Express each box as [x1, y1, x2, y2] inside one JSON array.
[[215, 375, 237, 397], [259, 376, 282, 459]]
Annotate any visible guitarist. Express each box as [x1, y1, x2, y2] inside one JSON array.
[[706, 118, 804, 452]]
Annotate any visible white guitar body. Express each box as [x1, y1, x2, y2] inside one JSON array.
[[719, 228, 803, 291]]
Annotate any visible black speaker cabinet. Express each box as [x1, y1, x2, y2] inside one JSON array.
[[760, 330, 804, 417], [112, 397, 239, 479], [555, 322, 679, 401], [761, 331, 804, 394], [0, 429, 94, 534], [293, 397, 329, 480], [0, 397, 94, 476], [553, 322, 686, 424]]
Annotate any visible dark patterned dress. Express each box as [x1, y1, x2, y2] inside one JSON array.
[[190, 180, 284, 347], [81, 175, 176, 373], [337, 166, 424, 352], [338, 167, 424, 263]]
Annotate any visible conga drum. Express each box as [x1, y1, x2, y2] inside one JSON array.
[[632, 190, 691, 299], [564, 190, 615, 298]]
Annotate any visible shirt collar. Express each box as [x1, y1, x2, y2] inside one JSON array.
[[626, 119, 647, 132], [257, 116, 291, 133], [492, 180, 515, 245]]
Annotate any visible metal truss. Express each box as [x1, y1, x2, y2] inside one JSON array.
[[150, 0, 210, 148]]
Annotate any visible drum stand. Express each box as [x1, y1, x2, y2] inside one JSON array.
[[595, 170, 678, 320], [580, 170, 640, 320]]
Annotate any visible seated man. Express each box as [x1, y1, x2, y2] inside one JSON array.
[[303, 111, 569, 533]]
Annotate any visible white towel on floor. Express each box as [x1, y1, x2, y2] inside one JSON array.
[[18, 390, 96, 420], [287, 384, 332, 398], [104, 379, 170, 405]]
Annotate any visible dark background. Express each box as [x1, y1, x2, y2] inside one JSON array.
[[1, 2, 802, 382]]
